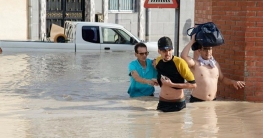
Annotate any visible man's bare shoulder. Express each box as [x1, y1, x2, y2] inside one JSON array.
[[190, 59, 199, 68], [193, 59, 199, 63], [213, 61, 220, 70]]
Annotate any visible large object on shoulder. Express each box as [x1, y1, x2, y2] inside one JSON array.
[[187, 22, 224, 51]]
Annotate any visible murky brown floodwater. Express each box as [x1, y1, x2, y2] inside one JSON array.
[[0, 51, 263, 138]]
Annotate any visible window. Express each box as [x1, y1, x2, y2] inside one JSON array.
[[102, 27, 134, 44], [82, 26, 100, 43], [109, 0, 135, 13]]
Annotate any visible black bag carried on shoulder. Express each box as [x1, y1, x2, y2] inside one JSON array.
[[187, 22, 224, 50]]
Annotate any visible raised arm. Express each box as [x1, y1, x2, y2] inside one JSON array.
[[181, 34, 196, 68]]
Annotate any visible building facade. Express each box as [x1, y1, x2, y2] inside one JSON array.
[[0, 0, 195, 54]]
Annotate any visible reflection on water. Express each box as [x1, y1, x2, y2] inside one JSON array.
[[0, 51, 263, 138]]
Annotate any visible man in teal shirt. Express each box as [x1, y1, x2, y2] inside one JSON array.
[[128, 43, 158, 97]]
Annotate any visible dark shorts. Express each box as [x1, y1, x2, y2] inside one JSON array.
[[157, 97, 186, 112], [189, 95, 216, 103]]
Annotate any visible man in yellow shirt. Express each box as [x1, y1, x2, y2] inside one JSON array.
[[155, 36, 196, 112]]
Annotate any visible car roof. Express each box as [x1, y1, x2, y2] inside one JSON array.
[[65, 21, 124, 28]]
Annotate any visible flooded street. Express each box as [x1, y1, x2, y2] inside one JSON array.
[[0, 51, 263, 138]]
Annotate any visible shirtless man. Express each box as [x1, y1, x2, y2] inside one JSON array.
[[181, 34, 245, 102], [155, 36, 196, 112]]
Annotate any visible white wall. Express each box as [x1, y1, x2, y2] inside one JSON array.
[[178, 0, 195, 55], [0, 0, 28, 40], [149, 8, 177, 43]]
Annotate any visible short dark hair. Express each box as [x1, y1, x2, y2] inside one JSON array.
[[197, 43, 203, 50], [134, 43, 147, 53]]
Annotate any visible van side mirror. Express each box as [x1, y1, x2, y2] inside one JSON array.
[[130, 37, 137, 45]]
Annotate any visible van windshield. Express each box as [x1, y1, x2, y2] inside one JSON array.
[[101, 27, 138, 44], [121, 28, 140, 42]]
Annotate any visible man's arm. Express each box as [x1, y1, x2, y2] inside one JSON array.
[[161, 58, 197, 89], [130, 70, 156, 86], [161, 77, 196, 89], [163, 57, 196, 89], [180, 34, 196, 68], [218, 63, 245, 90], [152, 58, 157, 69]]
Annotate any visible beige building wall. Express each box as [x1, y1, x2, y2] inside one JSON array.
[[0, 0, 28, 40]]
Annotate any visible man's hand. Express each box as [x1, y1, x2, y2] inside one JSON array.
[[232, 80, 246, 90], [152, 59, 156, 69], [152, 78, 159, 86], [145, 79, 157, 86], [160, 76, 173, 87], [191, 34, 196, 43]]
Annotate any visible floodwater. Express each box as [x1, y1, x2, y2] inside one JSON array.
[[0, 51, 263, 138]]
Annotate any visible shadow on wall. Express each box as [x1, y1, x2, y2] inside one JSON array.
[[182, 19, 192, 42]]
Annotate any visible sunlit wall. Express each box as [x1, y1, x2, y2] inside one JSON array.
[[0, 0, 27, 40]]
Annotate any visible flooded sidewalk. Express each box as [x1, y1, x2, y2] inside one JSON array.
[[0, 51, 263, 138]]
